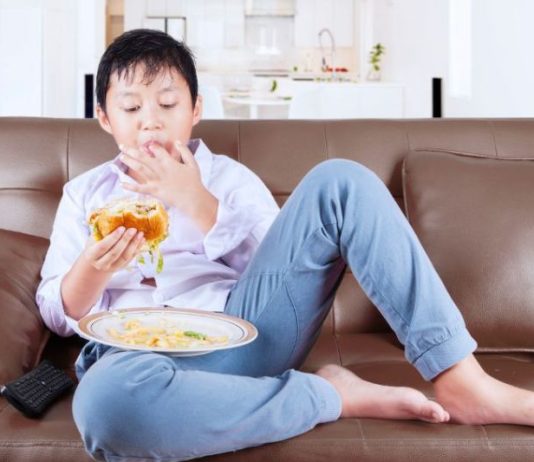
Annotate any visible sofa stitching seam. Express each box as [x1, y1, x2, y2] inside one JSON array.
[[323, 121, 329, 161], [237, 120, 241, 162], [0, 441, 85, 447], [333, 333, 342, 365], [404, 120, 412, 153], [488, 119, 499, 158], [480, 424, 492, 450], [356, 416, 367, 449]]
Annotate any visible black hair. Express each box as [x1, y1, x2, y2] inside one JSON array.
[[96, 29, 198, 111]]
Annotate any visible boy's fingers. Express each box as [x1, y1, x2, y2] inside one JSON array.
[[96, 228, 141, 268], [147, 142, 170, 162], [121, 181, 153, 195], [115, 230, 144, 263], [121, 181, 140, 192], [146, 143, 176, 174], [120, 153, 157, 181], [122, 233, 145, 262], [119, 144, 144, 161], [121, 144, 155, 165], [86, 226, 125, 260], [124, 143, 170, 176], [119, 144, 140, 156], [174, 140, 196, 167]]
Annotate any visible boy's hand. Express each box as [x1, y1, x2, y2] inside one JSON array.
[[83, 226, 145, 273], [119, 141, 218, 233]]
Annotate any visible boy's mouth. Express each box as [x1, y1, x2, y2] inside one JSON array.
[[140, 139, 164, 156]]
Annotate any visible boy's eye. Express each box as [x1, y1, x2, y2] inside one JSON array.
[[124, 106, 140, 112], [161, 103, 177, 109]]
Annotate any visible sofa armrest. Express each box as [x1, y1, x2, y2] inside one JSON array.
[[0, 229, 50, 383]]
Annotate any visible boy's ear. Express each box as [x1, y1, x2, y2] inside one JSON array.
[[192, 95, 203, 126], [96, 105, 113, 135]]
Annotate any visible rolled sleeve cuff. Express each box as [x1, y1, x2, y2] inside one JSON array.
[[412, 327, 478, 381], [308, 373, 343, 423], [38, 274, 108, 338], [203, 201, 258, 261]]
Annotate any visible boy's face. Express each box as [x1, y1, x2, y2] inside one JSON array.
[[96, 64, 202, 159]]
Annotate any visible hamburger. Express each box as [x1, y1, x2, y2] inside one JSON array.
[[88, 197, 169, 273]]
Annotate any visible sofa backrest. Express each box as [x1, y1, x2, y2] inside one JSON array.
[[2, 117, 534, 338]]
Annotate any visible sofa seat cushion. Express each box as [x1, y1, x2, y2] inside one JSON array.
[[2, 334, 534, 462], [403, 151, 534, 350], [0, 229, 50, 383], [202, 335, 534, 462], [199, 411, 534, 462], [0, 393, 91, 462]]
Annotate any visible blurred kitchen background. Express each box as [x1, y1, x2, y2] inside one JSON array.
[[1, 0, 533, 120]]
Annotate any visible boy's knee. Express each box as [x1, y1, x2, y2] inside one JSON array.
[[72, 359, 200, 458], [304, 159, 384, 196], [72, 366, 129, 454]]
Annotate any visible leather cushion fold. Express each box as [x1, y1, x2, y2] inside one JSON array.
[[0, 229, 50, 383], [403, 150, 534, 351]]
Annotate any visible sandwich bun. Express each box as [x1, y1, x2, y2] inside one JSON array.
[[88, 197, 169, 250]]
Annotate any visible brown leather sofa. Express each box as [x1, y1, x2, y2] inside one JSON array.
[[2, 117, 534, 461]]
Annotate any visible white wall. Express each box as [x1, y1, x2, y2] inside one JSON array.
[[0, 0, 43, 116], [369, 0, 449, 117], [446, 0, 534, 117], [42, 0, 77, 117], [369, 0, 534, 118], [2, 0, 534, 118], [75, 0, 106, 117], [0, 0, 104, 118]]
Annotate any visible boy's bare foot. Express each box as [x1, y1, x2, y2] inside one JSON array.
[[433, 354, 534, 425], [316, 364, 449, 423]]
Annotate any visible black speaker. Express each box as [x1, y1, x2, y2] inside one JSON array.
[[432, 77, 442, 118], [84, 74, 94, 118]]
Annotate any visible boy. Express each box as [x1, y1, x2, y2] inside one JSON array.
[[37, 29, 534, 462]]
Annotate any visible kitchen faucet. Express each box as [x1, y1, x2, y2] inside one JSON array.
[[318, 28, 336, 80]]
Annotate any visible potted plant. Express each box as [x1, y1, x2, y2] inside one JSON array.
[[367, 43, 386, 81]]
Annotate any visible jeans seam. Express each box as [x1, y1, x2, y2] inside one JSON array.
[[236, 223, 339, 323], [275, 225, 340, 370], [235, 225, 341, 372], [279, 282, 300, 372]]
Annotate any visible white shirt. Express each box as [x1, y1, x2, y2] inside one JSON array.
[[36, 139, 280, 337]]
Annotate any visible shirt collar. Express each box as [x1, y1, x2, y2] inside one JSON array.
[[110, 138, 213, 187]]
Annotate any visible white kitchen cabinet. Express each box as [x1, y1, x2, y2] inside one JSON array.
[[295, 0, 353, 48], [315, 0, 333, 33], [145, 0, 166, 16], [166, 0, 186, 16], [245, 0, 295, 16], [288, 82, 404, 119], [186, 0, 244, 49], [357, 85, 404, 118], [183, 0, 203, 47], [294, 0, 315, 47], [224, 0, 245, 48], [145, 0, 187, 17], [333, 0, 353, 47]]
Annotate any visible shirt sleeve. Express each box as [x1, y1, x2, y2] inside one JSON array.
[[202, 157, 280, 274], [35, 181, 109, 337]]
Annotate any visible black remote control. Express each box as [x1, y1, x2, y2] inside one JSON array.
[[0, 360, 74, 418]]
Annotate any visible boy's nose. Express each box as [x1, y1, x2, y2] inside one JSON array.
[[141, 117, 162, 131], [141, 107, 163, 131]]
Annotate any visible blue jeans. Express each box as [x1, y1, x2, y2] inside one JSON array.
[[72, 160, 477, 461]]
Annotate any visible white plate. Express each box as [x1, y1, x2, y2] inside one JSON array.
[[78, 307, 258, 356]]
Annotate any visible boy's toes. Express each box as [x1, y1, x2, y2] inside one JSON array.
[[417, 401, 450, 423]]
